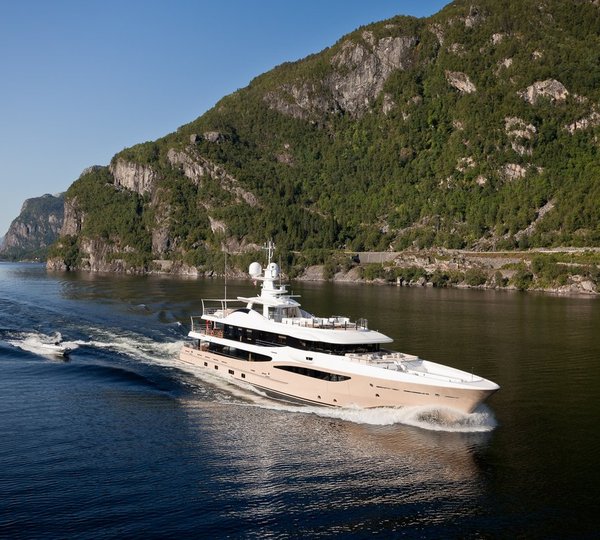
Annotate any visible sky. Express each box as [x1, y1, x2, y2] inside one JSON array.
[[0, 0, 450, 236]]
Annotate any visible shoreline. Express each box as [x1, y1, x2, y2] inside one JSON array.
[[44, 247, 600, 297]]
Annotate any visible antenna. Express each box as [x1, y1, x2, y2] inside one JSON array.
[[224, 251, 228, 304], [263, 239, 275, 264]]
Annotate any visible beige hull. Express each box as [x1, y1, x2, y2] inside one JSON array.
[[179, 345, 494, 414]]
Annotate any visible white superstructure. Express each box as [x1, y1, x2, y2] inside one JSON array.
[[179, 242, 499, 413]]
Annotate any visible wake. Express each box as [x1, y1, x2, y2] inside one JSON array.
[[7, 326, 497, 432], [246, 400, 497, 432], [171, 363, 498, 432], [7, 331, 80, 358], [71, 327, 183, 367]]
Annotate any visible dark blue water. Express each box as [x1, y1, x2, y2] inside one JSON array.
[[0, 262, 598, 538]]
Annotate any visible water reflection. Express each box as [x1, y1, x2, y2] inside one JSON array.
[[179, 395, 490, 534]]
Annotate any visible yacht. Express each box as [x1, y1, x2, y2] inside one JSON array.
[[179, 242, 499, 413]]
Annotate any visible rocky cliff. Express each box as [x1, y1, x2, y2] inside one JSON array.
[[48, 0, 600, 274], [1, 194, 65, 261]]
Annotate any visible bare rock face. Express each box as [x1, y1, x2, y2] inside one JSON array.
[[166, 147, 260, 207], [208, 216, 227, 234], [203, 131, 224, 143], [263, 82, 338, 120], [109, 159, 159, 195], [297, 265, 325, 281], [328, 34, 418, 116], [445, 70, 477, 93], [491, 33, 506, 45], [514, 199, 555, 241], [496, 57, 513, 73], [151, 224, 172, 256], [505, 117, 536, 155], [382, 93, 396, 115], [447, 43, 466, 55], [77, 238, 142, 273], [1, 193, 65, 260], [456, 156, 475, 172], [463, 5, 485, 28], [147, 186, 173, 257], [60, 197, 84, 236], [502, 163, 528, 181], [519, 79, 569, 105], [46, 258, 68, 271], [59, 165, 108, 238], [565, 111, 600, 133], [264, 32, 418, 119], [428, 23, 445, 45]]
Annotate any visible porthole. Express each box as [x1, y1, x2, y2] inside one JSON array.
[[241, 373, 246, 379], [203, 362, 208, 367], [228, 369, 234, 375], [214, 365, 218, 370]]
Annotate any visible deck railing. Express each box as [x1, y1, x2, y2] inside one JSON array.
[[190, 316, 223, 337], [280, 316, 368, 331]]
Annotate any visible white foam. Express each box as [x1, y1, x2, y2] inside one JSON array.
[[240, 401, 497, 432], [8, 332, 79, 358], [34, 325, 497, 433], [72, 326, 183, 367], [173, 364, 497, 432]]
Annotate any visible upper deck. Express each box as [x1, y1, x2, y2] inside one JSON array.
[[197, 298, 369, 331], [189, 242, 390, 344]]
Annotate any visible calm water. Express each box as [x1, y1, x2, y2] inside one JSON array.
[[0, 262, 598, 539]]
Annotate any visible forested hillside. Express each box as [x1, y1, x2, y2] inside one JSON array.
[[49, 0, 600, 273], [1, 194, 64, 261]]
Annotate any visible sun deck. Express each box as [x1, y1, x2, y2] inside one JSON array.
[[197, 298, 369, 330], [346, 351, 485, 383]]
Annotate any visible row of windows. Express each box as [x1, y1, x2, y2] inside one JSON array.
[[202, 361, 246, 379], [212, 322, 380, 355], [208, 343, 271, 362], [274, 365, 351, 382]]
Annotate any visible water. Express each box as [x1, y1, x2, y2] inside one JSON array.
[[0, 263, 598, 538]]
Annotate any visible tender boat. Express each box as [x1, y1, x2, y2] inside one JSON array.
[[38, 342, 73, 358], [41, 332, 73, 357], [179, 242, 499, 413], [9, 332, 76, 358]]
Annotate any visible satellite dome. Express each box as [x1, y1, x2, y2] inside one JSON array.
[[249, 262, 262, 277], [266, 262, 280, 278]]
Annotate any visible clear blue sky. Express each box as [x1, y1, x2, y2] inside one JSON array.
[[0, 0, 449, 236]]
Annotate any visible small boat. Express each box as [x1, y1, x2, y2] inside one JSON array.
[[10, 332, 76, 358], [38, 341, 74, 358], [179, 242, 499, 413]]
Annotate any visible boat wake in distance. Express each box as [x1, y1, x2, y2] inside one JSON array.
[[8, 331, 79, 358]]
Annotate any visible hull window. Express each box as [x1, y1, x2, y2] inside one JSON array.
[[274, 365, 351, 382]]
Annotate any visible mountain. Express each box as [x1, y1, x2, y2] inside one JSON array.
[[48, 0, 600, 274], [1, 193, 65, 261]]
